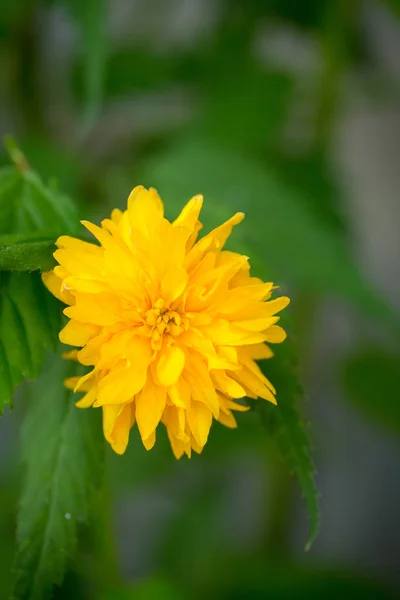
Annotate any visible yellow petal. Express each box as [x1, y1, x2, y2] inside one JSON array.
[[160, 268, 188, 303], [234, 367, 276, 404], [127, 186, 164, 238], [62, 349, 79, 361], [169, 378, 191, 408], [76, 386, 96, 408], [97, 331, 149, 369], [186, 401, 212, 448], [111, 208, 123, 224], [218, 409, 237, 429], [167, 432, 186, 459], [263, 325, 287, 343], [226, 399, 250, 412], [59, 320, 100, 347], [135, 380, 167, 440], [189, 435, 203, 455], [142, 430, 156, 451], [156, 345, 185, 387], [62, 275, 108, 295], [201, 319, 266, 346], [64, 293, 122, 326], [164, 405, 187, 440], [42, 270, 74, 305], [95, 364, 147, 406], [234, 316, 279, 332], [74, 369, 96, 392], [211, 371, 246, 398], [77, 332, 111, 366], [81, 220, 111, 247], [265, 296, 290, 314], [172, 195, 203, 244], [219, 283, 274, 312], [103, 403, 133, 455], [56, 235, 102, 254], [243, 343, 273, 360], [184, 359, 219, 417], [199, 213, 244, 250], [64, 376, 79, 390], [244, 359, 276, 394]]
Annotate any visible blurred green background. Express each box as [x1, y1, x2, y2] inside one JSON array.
[[1, 0, 400, 598]]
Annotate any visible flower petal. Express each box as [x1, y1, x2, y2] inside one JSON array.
[[103, 404, 134, 455], [135, 380, 167, 440], [127, 186, 164, 238], [263, 325, 287, 343], [161, 268, 188, 303], [186, 401, 212, 448], [94, 364, 147, 406], [156, 345, 185, 387]]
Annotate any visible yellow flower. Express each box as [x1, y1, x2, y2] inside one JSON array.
[[43, 187, 289, 458]]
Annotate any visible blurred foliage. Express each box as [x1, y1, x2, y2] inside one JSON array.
[[341, 347, 400, 434], [100, 567, 396, 600], [101, 577, 186, 600], [65, 0, 107, 124], [0, 0, 400, 598]]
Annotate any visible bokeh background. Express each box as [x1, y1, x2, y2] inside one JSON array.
[[1, 0, 400, 598]]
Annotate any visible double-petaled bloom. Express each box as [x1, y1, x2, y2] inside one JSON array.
[[43, 187, 289, 458]]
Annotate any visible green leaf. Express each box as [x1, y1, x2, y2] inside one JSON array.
[[199, 68, 293, 153], [264, 0, 329, 29], [341, 347, 400, 434], [0, 165, 79, 236], [0, 232, 57, 272], [0, 272, 61, 413], [11, 356, 105, 600], [257, 338, 319, 549], [274, 151, 347, 233], [66, 0, 107, 123], [0, 144, 80, 413], [139, 137, 399, 331], [383, 0, 400, 18]]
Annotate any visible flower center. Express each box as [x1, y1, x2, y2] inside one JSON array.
[[144, 299, 188, 349]]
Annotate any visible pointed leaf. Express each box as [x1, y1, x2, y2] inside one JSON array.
[[0, 232, 57, 272], [0, 146, 80, 413], [11, 356, 105, 600], [0, 166, 79, 237], [0, 272, 62, 413], [258, 338, 319, 549]]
